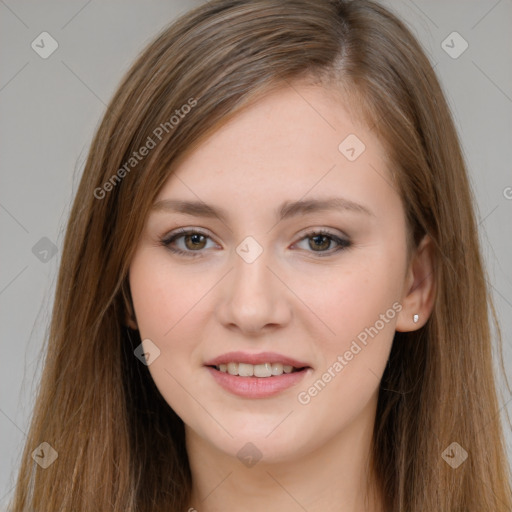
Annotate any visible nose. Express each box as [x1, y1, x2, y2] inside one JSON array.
[[215, 240, 292, 336]]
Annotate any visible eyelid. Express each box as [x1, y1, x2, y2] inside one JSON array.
[[294, 225, 349, 241], [162, 226, 212, 240]]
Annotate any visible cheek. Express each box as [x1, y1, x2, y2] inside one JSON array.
[[291, 246, 405, 407], [295, 248, 405, 350], [128, 251, 210, 422], [129, 250, 209, 340]]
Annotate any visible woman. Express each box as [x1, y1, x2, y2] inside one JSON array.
[[9, 0, 511, 510]]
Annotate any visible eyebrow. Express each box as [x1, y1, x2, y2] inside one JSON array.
[[151, 196, 375, 222]]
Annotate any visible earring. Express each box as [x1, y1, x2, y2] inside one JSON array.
[[413, 314, 419, 323]]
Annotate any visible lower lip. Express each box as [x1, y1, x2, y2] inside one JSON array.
[[206, 366, 311, 398]]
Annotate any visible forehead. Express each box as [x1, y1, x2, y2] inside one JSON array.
[[154, 83, 398, 218]]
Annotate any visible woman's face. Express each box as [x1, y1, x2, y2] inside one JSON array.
[[129, 83, 412, 463]]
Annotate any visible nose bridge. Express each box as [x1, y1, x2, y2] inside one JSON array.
[[232, 234, 274, 307], [217, 234, 289, 332], [234, 235, 270, 290]]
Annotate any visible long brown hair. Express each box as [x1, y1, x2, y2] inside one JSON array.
[[9, 0, 511, 510]]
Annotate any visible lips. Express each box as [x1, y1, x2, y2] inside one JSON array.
[[204, 352, 312, 398], [203, 351, 312, 369], [205, 352, 313, 398], [206, 365, 312, 398]]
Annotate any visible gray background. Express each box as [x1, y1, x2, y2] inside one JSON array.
[[0, 0, 511, 507]]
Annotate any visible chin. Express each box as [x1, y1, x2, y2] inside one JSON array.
[[189, 414, 317, 465]]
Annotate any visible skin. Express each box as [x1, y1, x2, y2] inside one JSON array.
[[128, 81, 436, 512]]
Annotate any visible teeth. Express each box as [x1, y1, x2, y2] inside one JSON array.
[[215, 362, 302, 377], [238, 363, 253, 377], [227, 362, 238, 375], [271, 363, 283, 375], [254, 363, 272, 377]]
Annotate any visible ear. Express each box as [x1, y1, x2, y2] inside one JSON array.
[[395, 234, 436, 332], [122, 278, 139, 330]]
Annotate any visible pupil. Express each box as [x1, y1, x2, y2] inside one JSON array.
[[311, 235, 329, 251], [186, 234, 205, 250]]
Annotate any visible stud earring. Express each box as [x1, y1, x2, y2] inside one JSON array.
[[413, 314, 419, 323]]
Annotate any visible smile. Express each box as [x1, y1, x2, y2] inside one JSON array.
[[212, 362, 304, 377]]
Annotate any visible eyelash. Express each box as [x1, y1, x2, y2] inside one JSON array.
[[159, 228, 351, 258]]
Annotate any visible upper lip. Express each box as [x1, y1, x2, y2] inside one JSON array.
[[204, 351, 311, 368]]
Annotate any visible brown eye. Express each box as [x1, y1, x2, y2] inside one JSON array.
[[308, 234, 332, 251], [294, 229, 351, 257], [160, 229, 216, 258], [184, 233, 207, 250]]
